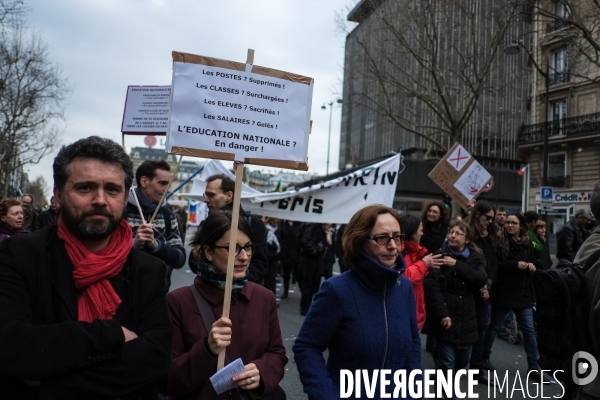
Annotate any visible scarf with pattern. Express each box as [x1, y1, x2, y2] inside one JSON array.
[[196, 259, 248, 295]]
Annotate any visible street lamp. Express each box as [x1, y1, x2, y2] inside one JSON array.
[[504, 42, 550, 187], [321, 98, 343, 176]]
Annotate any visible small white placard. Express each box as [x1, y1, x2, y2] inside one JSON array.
[[167, 56, 313, 166], [121, 86, 171, 134], [445, 144, 471, 172], [453, 161, 493, 201], [209, 357, 246, 394]]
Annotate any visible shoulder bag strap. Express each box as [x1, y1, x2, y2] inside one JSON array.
[[188, 284, 229, 363]]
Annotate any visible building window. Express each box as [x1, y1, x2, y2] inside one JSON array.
[[549, 99, 567, 137], [548, 1, 569, 32], [548, 152, 568, 188], [549, 48, 569, 85], [555, 1, 568, 19]]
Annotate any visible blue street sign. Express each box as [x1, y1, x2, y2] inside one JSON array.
[[540, 186, 554, 201]]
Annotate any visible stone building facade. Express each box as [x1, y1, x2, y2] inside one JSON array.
[[518, 0, 600, 232]]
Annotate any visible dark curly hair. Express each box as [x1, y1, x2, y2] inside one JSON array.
[[53, 136, 133, 192], [421, 201, 449, 222]]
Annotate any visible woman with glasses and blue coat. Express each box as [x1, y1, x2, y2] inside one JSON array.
[[422, 219, 487, 399], [293, 204, 422, 400]]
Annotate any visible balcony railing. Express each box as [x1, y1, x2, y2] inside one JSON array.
[[517, 111, 600, 144], [547, 175, 571, 188], [548, 71, 570, 86]]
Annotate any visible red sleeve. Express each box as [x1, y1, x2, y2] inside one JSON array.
[[403, 259, 428, 285]]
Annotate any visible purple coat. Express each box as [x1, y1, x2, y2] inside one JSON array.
[[163, 277, 287, 399]]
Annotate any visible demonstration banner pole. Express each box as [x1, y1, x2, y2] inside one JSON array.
[[217, 161, 244, 370], [217, 48, 254, 371], [149, 155, 184, 224], [130, 187, 147, 224]]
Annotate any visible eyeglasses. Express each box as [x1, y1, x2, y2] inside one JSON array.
[[448, 230, 466, 237], [505, 221, 519, 226], [213, 243, 256, 256], [203, 192, 216, 199], [482, 215, 494, 222], [368, 234, 406, 246]]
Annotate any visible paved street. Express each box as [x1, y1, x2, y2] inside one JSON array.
[[171, 232, 567, 399]]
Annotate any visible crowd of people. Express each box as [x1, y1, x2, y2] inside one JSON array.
[[2, 134, 600, 399]]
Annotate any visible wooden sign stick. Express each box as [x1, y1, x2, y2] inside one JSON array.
[[217, 161, 244, 371], [149, 155, 183, 224], [130, 187, 147, 224], [217, 48, 254, 371]]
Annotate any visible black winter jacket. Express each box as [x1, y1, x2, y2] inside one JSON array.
[[277, 221, 303, 263], [420, 219, 448, 254], [0, 226, 173, 399], [473, 235, 498, 288], [492, 235, 541, 309], [556, 219, 589, 262], [422, 242, 487, 344]]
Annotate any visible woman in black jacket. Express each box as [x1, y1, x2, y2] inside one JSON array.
[[420, 201, 449, 254], [482, 212, 545, 381], [423, 220, 487, 397], [464, 201, 497, 383]]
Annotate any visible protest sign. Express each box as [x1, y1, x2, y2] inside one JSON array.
[[166, 51, 313, 170], [121, 86, 171, 134], [428, 143, 493, 209], [183, 154, 402, 224]]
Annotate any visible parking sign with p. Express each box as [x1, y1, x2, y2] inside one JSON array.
[[541, 186, 554, 201]]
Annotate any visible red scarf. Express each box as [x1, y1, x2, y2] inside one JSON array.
[[57, 217, 132, 322]]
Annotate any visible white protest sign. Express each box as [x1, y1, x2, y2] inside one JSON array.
[[121, 86, 171, 134], [166, 52, 313, 170], [453, 162, 493, 201], [182, 154, 401, 224]]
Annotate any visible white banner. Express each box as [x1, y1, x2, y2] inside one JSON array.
[[182, 154, 401, 224]]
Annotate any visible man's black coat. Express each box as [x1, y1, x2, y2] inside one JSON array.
[[0, 226, 173, 399]]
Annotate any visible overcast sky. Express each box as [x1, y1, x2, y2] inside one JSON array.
[[24, 0, 355, 198]]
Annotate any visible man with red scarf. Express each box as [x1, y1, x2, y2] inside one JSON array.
[[0, 136, 173, 399]]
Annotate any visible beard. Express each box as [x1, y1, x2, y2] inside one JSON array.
[[60, 197, 125, 241]]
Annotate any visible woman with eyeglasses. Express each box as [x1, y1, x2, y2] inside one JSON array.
[[162, 210, 287, 400], [422, 220, 487, 399], [293, 205, 421, 399], [482, 212, 546, 382], [400, 214, 444, 329], [463, 200, 497, 384]]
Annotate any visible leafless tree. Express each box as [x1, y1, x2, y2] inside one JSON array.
[[24, 175, 49, 205], [0, 23, 72, 197], [0, 0, 27, 27], [339, 0, 525, 160], [521, 0, 600, 82]]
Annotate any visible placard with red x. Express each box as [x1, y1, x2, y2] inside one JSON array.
[[446, 145, 471, 171]]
